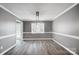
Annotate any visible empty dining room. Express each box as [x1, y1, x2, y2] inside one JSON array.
[[0, 3, 79, 55]]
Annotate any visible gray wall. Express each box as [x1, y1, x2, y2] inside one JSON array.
[[23, 21, 52, 32], [23, 21, 52, 38], [23, 21, 31, 32], [53, 4, 79, 54], [0, 7, 18, 54], [23, 33, 52, 38]]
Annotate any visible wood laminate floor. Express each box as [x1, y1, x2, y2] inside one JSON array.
[[4, 39, 72, 55]]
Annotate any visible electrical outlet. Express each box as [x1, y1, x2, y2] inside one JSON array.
[[0, 46, 3, 50]]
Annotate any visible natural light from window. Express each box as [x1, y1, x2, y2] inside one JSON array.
[[31, 23, 44, 33]]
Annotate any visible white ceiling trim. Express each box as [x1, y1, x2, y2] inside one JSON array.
[[53, 3, 78, 20], [0, 4, 78, 21], [23, 19, 53, 21], [0, 5, 21, 20]]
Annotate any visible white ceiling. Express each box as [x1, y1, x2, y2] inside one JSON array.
[[0, 3, 74, 21]]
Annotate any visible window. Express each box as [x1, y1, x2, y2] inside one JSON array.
[[31, 23, 44, 33]]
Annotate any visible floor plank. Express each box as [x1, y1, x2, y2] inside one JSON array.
[[4, 39, 72, 55]]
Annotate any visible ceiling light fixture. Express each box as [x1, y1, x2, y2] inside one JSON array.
[[36, 11, 39, 21]]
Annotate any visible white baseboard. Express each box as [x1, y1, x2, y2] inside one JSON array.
[[52, 39, 77, 55], [23, 38, 52, 40], [0, 44, 16, 55], [23, 32, 52, 34]]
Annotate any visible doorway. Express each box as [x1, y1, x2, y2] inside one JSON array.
[[16, 20, 23, 40]]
